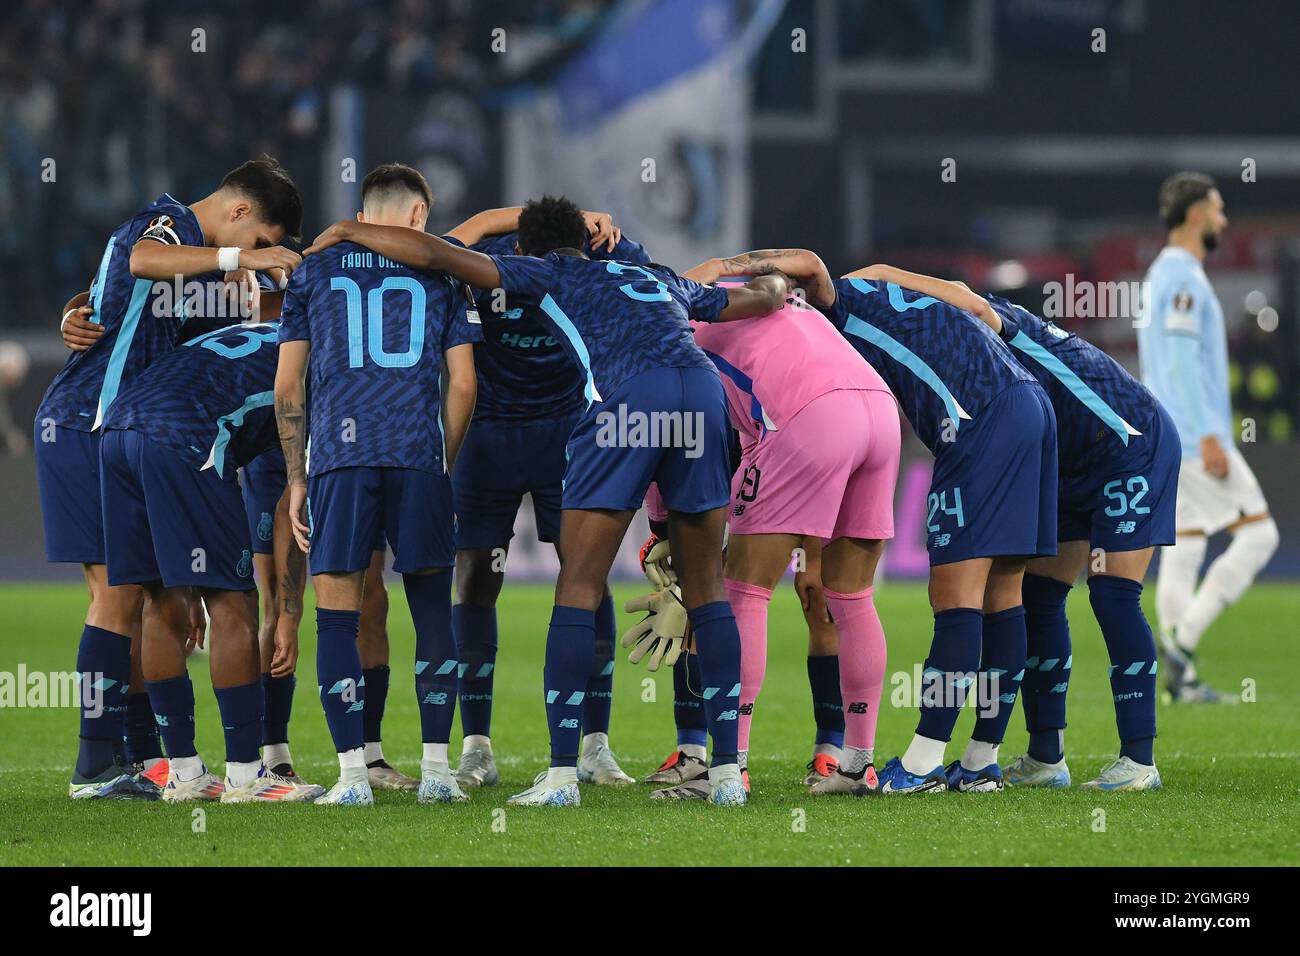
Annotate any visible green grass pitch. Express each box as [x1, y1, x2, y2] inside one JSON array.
[[1, 580, 1297, 866]]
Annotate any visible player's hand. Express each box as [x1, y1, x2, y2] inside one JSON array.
[[61, 306, 101, 352], [583, 211, 621, 253], [270, 617, 300, 677], [239, 245, 302, 277], [621, 586, 688, 671], [1200, 435, 1229, 479], [638, 533, 676, 588], [304, 221, 352, 257], [185, 592, 207, 654], [287, 480, 311, 553], [221, 268, 262, 321]]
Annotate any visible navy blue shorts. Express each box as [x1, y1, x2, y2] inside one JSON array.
[[562, 366, 731, 514], [452, 413, 578, 550], [927, 382, 1059, 566], [1058, 403, 1180, 552], [241, 448, 286, 556], [35, 422, 104, 564], [307, 466, 452, 575], [100, 428, 255, 590]]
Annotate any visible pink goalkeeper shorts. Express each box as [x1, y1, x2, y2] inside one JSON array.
[[728, 387, 900, 541]]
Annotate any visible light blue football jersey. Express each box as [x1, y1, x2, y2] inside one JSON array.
[[1137, 245, 1233, 457]]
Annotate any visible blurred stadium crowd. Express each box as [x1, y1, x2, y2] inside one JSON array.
[[0, 0, 612, 319]]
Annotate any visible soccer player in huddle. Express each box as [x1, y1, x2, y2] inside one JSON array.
[[445, 197, 647, 790], [35, 159, 303, 799], [639, 254, 900, 797], [99, 313, 324, 802], [1138, 173, 1278, 702], [729, 250, 1057, 794], [305, 201, 790, 807], [860, 265, 1180, 790], [276, 164, 482, 807], [637, 445, 855, 792]]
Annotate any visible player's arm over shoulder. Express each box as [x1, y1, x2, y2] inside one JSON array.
[[688, 248, 835, 308], [848, 263, 1001, 333], [306, 220, 501, 290], [714, 273, 793, 322]]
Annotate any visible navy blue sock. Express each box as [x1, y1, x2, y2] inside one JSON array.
[[915, 608, 983, 743], [361, 665, 389, 744], [971, 606, 1028, 745], [807, 655, 845, 748], [316, 607, 364, 753], [582, 591, 616, 736], [1089, 576, 1157, 765], [145, 674, 198, 761], [74, 625, 131, 777], [213, 680, 264, 764], [1021, 574, 1072, 763], [406, 572, 457, 745], [261, 673, 295, 746], [544, 605, 596, 767], [688, 601, 742, 767], [123, 691, 162, 764], [674, 652, 708, 748], [452, 604, 497, 739]]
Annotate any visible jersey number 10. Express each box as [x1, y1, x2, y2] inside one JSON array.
[[330, 276, 427, 369]]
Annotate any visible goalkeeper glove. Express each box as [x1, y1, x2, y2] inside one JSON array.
[[621, 586, 689, 671], [638, 531, 677, 589]]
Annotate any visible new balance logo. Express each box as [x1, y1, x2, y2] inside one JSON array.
[[738, 702, 753, 715], [847, 701, 869, 714], [1116, 521, 1137, 534], [732, 505, 746, 517], [557, 718, 580, 729], [422, 692, 449, 705]]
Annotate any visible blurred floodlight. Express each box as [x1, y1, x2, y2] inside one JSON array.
[[990, 260, 1029, 289]]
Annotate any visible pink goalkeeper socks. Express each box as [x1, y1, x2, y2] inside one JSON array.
[[824, 586, 886, 752], [724, 578, 772, 754]]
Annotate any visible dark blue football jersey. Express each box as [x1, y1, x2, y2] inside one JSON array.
[[103, 322, 281, 479], [466, 233, 652, 422], [986, 295, 1158, 482], [489, 253, 727, 404], [36, 194, 205, 431], [278, 239, 482, 476], [823, 277, 1035, 454]]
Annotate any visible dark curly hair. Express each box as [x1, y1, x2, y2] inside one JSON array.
[[1158, 172, 1217, 230], [516, 194, 587, 257]]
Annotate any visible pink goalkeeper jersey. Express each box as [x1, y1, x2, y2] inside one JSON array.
[[691, 283, 890, 447]]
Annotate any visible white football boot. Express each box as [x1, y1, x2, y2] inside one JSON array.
[[1003, 753, 1071, 789], [161, 763, 225, 803], [221, 767, 325, 803], [1080, 756, 1162, 792], [577, 741, 635, 785], [507, 768, 580, 807], [453, 748, 499, 788], [418, 761, 470, 804], [315, 769, 375, 806]]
